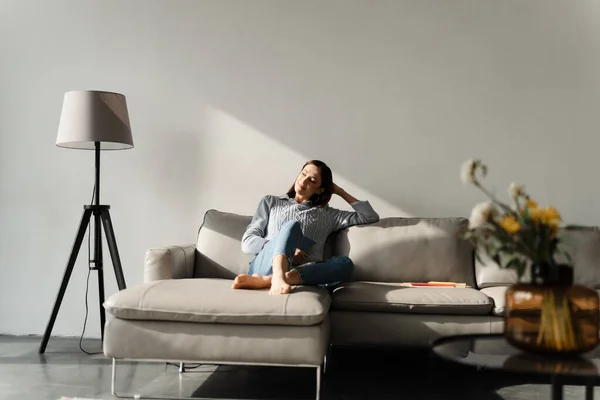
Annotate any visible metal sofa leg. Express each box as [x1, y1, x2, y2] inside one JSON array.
[[323, 343, 332, 375], [111, 358, 117, 397], [316, 365, 322, 400]]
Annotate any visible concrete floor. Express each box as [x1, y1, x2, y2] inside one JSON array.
[[0, 335, 597, 400]]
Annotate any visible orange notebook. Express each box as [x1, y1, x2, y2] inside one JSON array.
[[402, 281, 468, 288]]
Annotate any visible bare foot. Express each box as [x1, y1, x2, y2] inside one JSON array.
[[269, 274, 291, 295], [269, 255, 292, 295], [232, 273, 271, 289]]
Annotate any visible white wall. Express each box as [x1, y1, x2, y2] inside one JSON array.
[[1, 0, 599, 338]]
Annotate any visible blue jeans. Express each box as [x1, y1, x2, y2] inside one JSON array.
[[248, 221, 354, 287]]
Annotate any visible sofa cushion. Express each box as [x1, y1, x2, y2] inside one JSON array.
[[103, 278, 331, 326], [330, 311, 496, 347], [334, 217, 476, 286], [331, 282, 493, 315], [104, 316, 330, 366]]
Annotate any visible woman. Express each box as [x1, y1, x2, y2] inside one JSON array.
[[233, 160, 380, 295]]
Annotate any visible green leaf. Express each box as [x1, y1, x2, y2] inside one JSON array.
[[505, 257, 527, 278]]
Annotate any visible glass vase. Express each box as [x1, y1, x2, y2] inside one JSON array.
[[504, 263, 600, 356]]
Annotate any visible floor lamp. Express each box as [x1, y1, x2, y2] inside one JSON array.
[[39, 90, 134, 354]]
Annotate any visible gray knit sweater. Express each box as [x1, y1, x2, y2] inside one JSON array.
[[241, 194, 380, 262]]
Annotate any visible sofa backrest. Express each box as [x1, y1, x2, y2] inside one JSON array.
[[333, 217, 476, 286], [194, 211, 476, 285], [194, 209, 255, 279], [475, 225, 600, 289]]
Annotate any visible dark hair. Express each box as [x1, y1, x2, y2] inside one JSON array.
[[287, 160, 333, 207]]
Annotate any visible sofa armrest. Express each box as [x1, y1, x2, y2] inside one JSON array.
[[144, 244, 196, 282]]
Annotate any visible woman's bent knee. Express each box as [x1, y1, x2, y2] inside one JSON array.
[[331, 256, 354, 279], [332, 256, 353, 267]]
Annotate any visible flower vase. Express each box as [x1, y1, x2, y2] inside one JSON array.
[[504, 263, 600, 356]]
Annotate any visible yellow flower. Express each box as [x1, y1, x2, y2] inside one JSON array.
[[500, 215, 520, 234], [529, 205, 561, 226], [526, 199, 560, 222], [529, 207, 544, 221], [542, 206, 561, 225], [542, 207, 561, 239]]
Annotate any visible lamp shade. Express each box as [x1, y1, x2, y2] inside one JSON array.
[[56, 90, 134, 150]]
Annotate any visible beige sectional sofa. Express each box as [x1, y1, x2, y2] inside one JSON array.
[[102, 210, 600, 399]]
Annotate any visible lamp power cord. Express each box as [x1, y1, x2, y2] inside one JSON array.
[[79, 183, 101, 356]]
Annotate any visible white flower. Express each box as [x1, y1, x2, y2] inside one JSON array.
[[461, 158, 487, 186], [468, 201, 493, 229], [461, 159, 477, 185], [508, 182, 524, 198]]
